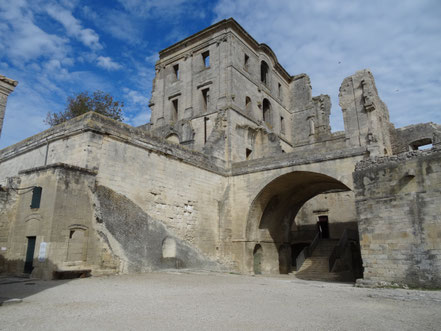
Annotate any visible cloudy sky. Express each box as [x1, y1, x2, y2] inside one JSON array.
[[1, 0, 440, 148]]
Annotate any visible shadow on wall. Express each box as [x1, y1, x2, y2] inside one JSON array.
[[95, 185, 222, 273]]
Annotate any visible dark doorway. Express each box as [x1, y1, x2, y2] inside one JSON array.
[[24, 236, 36, 274], [253, 244, 263, 274], [317, 216, 329, 239]]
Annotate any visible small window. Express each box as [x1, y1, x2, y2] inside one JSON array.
[[261, 60, 269, 85], [202, 88, 210, 112], [30, 186, 42, 209], [172, 99, 179, 122], [204, 117, 209, 144], [173, 64, 179, 80], [244, 54, 249, 70], [246, 148, 252, 160], [245, 97, 251, 112], [202, 51, 210, 68], [262, 98, 271, 125], [278, 83, 282, 98], [280, 116, 285, 134]]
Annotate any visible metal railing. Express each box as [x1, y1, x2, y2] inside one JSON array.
[[295, 231, 320, 271], [328, 228, 358, 272]]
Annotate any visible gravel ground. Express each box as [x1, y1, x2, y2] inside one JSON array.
[[1, 271, 440, 331]]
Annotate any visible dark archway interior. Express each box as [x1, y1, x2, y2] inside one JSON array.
[[256, 172, 349, 241], [247, 171, 362, 279]]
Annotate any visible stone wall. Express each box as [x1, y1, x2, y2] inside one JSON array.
[[354, 149, 441, 288]]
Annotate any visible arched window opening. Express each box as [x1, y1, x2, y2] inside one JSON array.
[[253, 244, 263, 274], [162, 237, 177, 258], [67, 227, 87, 262], [260, 61, 269, 85], [409, 138, 432, 150], [166, 134, 180, 144], [245, 96, 251, 112], [262, 98, 271, 125]]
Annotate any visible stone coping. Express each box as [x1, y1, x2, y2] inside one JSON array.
[[232, 146, 367, 176], [19, 163, 97, 176], [355, 147, 441, 171], [0, 75, 18, 87], [0, 112, 228, 176]]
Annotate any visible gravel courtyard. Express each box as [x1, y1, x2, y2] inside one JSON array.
[[1, 271, 440, 330]]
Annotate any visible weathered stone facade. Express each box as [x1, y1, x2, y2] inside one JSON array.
[[0, 19, 439, 287]]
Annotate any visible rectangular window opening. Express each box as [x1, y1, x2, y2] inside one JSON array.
[[30, 186, 42, 209], [202, 88, 210, 112], [204, 117, 209, 144], [172, 99, 179, 122], [246, 148, 253, 160], [280, 116, 285, 134], [173, 64, 179, 80], [278, 83, 282, 98], [244, 54, 249, 70], [202, 51, 210, 68]]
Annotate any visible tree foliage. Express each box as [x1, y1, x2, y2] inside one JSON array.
[[45, 90, 124, 126]]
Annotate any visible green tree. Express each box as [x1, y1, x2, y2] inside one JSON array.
[[45, 90, 124, 126]]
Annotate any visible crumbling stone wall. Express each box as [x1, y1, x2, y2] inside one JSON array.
[[354, 149, 441, 288]]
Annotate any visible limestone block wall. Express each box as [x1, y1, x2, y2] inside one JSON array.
[[293, 191, 358, 240], [354, 149, 441, 288], [94, 135, 228, 263], [0, 165, 105, 279]]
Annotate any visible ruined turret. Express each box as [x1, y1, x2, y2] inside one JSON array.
[[0, 75, 18, 139]]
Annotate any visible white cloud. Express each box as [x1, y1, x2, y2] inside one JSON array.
[[0, 1, 68, 64], [213, 0, 441, 131], [96, 56, 122, 70], [45, 3, 102, 50]]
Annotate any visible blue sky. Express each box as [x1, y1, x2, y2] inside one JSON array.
[[1, 0, 440, 148]]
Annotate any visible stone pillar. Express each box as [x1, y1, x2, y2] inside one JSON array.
[[0, 75, 18, 139]]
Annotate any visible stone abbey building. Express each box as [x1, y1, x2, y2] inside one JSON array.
[[0, 19, 440, 287]]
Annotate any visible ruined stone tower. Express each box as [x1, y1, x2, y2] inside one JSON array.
[[0, 75, 18, 139]]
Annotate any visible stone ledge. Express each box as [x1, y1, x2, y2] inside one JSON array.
[[0, 112, 228, 176], [18, 163, 98, 176], [355, 147, 441, 172], [232, 146, 366, 175]]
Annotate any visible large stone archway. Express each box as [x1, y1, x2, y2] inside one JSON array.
[[244, 171, 351, 274]]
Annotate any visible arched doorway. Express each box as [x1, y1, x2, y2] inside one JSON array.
[[246, 171, 362, 281]]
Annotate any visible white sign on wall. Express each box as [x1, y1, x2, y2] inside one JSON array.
[[38, 242, 48, 262]]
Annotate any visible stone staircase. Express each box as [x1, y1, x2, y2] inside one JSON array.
[[292, 239, 353, 282]]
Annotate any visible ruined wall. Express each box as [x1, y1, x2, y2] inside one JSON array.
[[391, 122, 441, 154], [339, 69, 393, 156], [354, 149, 441, 288]]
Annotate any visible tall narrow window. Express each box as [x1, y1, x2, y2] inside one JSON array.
[[280, 116, 285, 134], [202, 88, 210, 112], [172, 99, 179, 122], [202, 51, 210, 68], [262, 98, 271, 125], [278, 83, 282, 99], [245, 97, 251, 112], [244, 54, 249, 70], [173, 64, 179, 80], [260, 60, 269, 85], [30, 186, 42, 209], [204, 117, 209, 144]]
